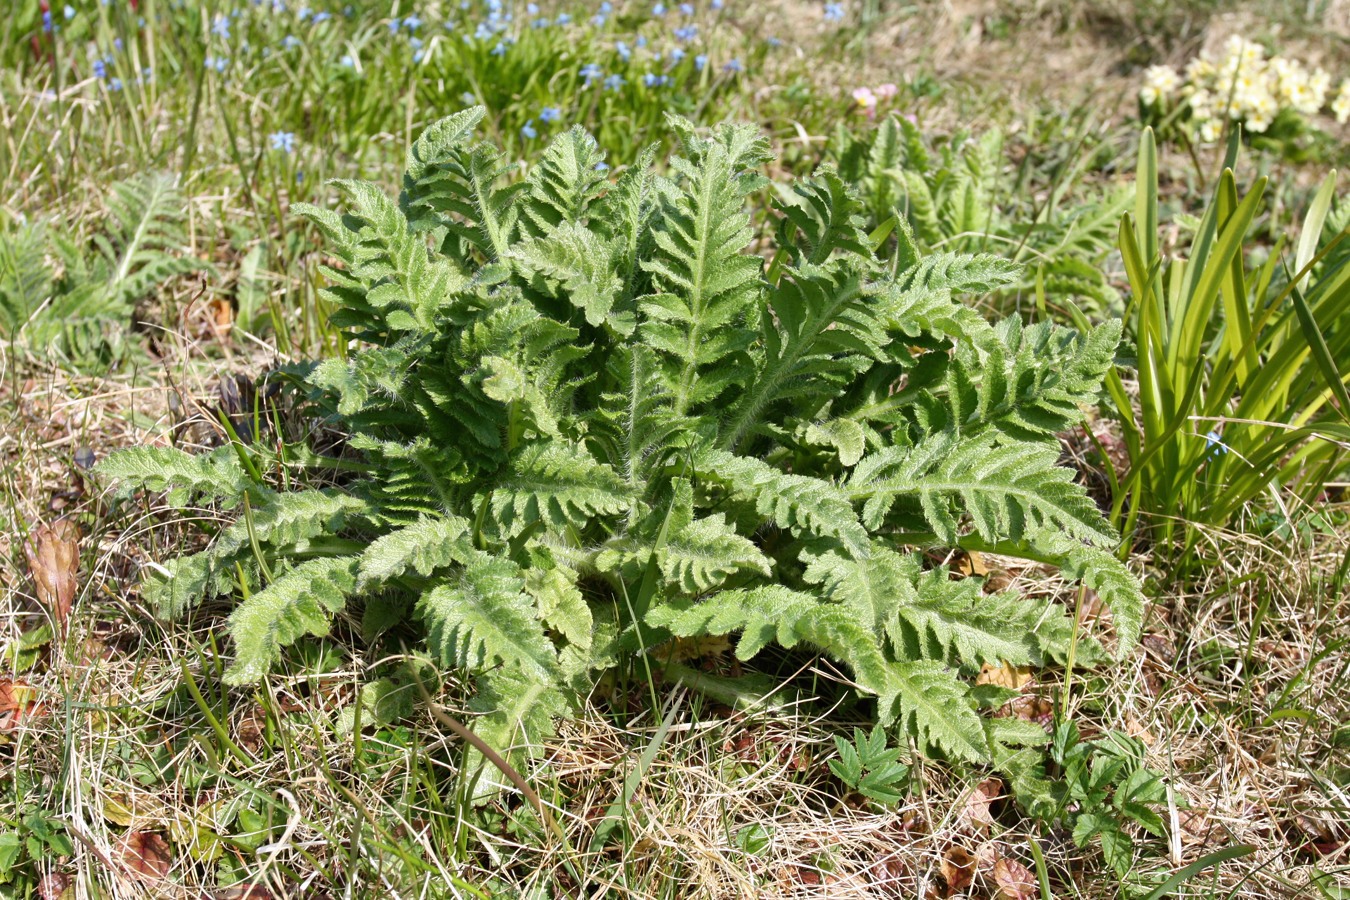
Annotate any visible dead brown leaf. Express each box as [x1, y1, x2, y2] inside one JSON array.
[[940, 845, 976, 894], [37, 872, 73, 900], [955, 550, 989, 577], [117, 831, 172, 880], [0, 679, 46, 732], [23, 519, 80, 626], [976, 662, 1033, 692], [992, 855, 1037, 900], [960, 777, 1003, 836]]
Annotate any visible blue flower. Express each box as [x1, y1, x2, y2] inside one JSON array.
[[211, 14, 231, 38], [533, 17, 550, 28], [673, 24, 697, 41], [556, 12, 571, 24], [388, 17, 402, 33], [1204, 430, 1228, 456], [269, 131, 297, 152], [595, 161, 610, 171], [600, 2, 613, 11], [409, 36, 424, 49], [670, 47, 685, 62], [527, 2, 539, 13], [824, 2, 844, 21], [282, 35, 301, 50], [723, 57, 742, 72], [64, 5, 75, 20], [312, 11, 331, 22], [615, 41, 631, 61], [580, 62, 604, 83], [491, 41, 508, 55], [591, 13, 606, 25], [413, 49, 425, 62], [680, 2, 694, 13], [42, 9, 53, 31], [109, 76, 123, 91], [636, 35, 647, 48], [604, 73, 625, 90], [521, 119, 537, 139], [461, 91, 477, 104], [711, 0, 723, 8], [540, 106, 562, 122], [694, 53, 707, 70], [340, 53, 356, 67], [297, 6, 311, 20], [652, 3, 666, 14], [643, 72, 669, 87], [403, 15, 422, 30]]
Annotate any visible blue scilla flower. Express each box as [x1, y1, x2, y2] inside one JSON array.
[[388, 17, 402, 33], [591, 13, 607, 25], [93, 57, 111, 79], [521, 120, 537, 139], [41, 9, 53, 31], [527, 2, 539, 13], [652, 3, 666, 14], [680, 2, 694, 13], [404, 15, 422, 30], [595, 161, 609, 171], [212, 15, 231, 38], [643, 72, 669, 87], [670, 47, 685, 62], [110, 77, 123, 91], [270, 131, 297, 152], [340, 53, 356, 67], [711, 0, 723, 8], [723, 58, 742, 72], [283, 35, 301, 50], [491, 40, 511, 55], [580, 62, 603, 83], [461, 91, 476, 104], [824, 2, 844, 21], [409, 36, 424, 49], [615, 41, 631, 61], [673, 24, 697, 41], [604, 73, 625, 90], [1204, 430, 1228, 456], [636, 35, 647, 48], [556, 12, 571, 24], [540, 106, 561, 122], [64, 5, 75, 20], [312, 11, 331, 22], [600, 2, 613, 11], [297, 6, 311, 20], [694, 53, 707, 70], [533, 17, 550, 28]]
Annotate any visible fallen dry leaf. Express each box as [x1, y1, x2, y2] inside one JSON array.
[[117, 831, 172, 880], [992, 855, 1037, 900], [960, 777, 1004, 836], [24, 519, 80, 626], [955, 550, 989, 577], [940, 845, 976, 894], [38, 872, 72, 900], [0, 679, 47, 732], [976, 662, 1033, 692]]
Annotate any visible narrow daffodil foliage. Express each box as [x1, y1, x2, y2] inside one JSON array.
[[99, 109, 1140, 786]]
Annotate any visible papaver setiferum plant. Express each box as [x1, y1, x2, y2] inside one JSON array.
[[98, 108, 1141, 787]]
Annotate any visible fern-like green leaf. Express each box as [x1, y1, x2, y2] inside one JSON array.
[[225, 556, 362, 684], [489, 440, 631, 539], [418, 552, 558, 680]]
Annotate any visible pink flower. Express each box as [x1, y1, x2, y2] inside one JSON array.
[[852, 86, 877, 108], [874, 82, 898, 99]]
